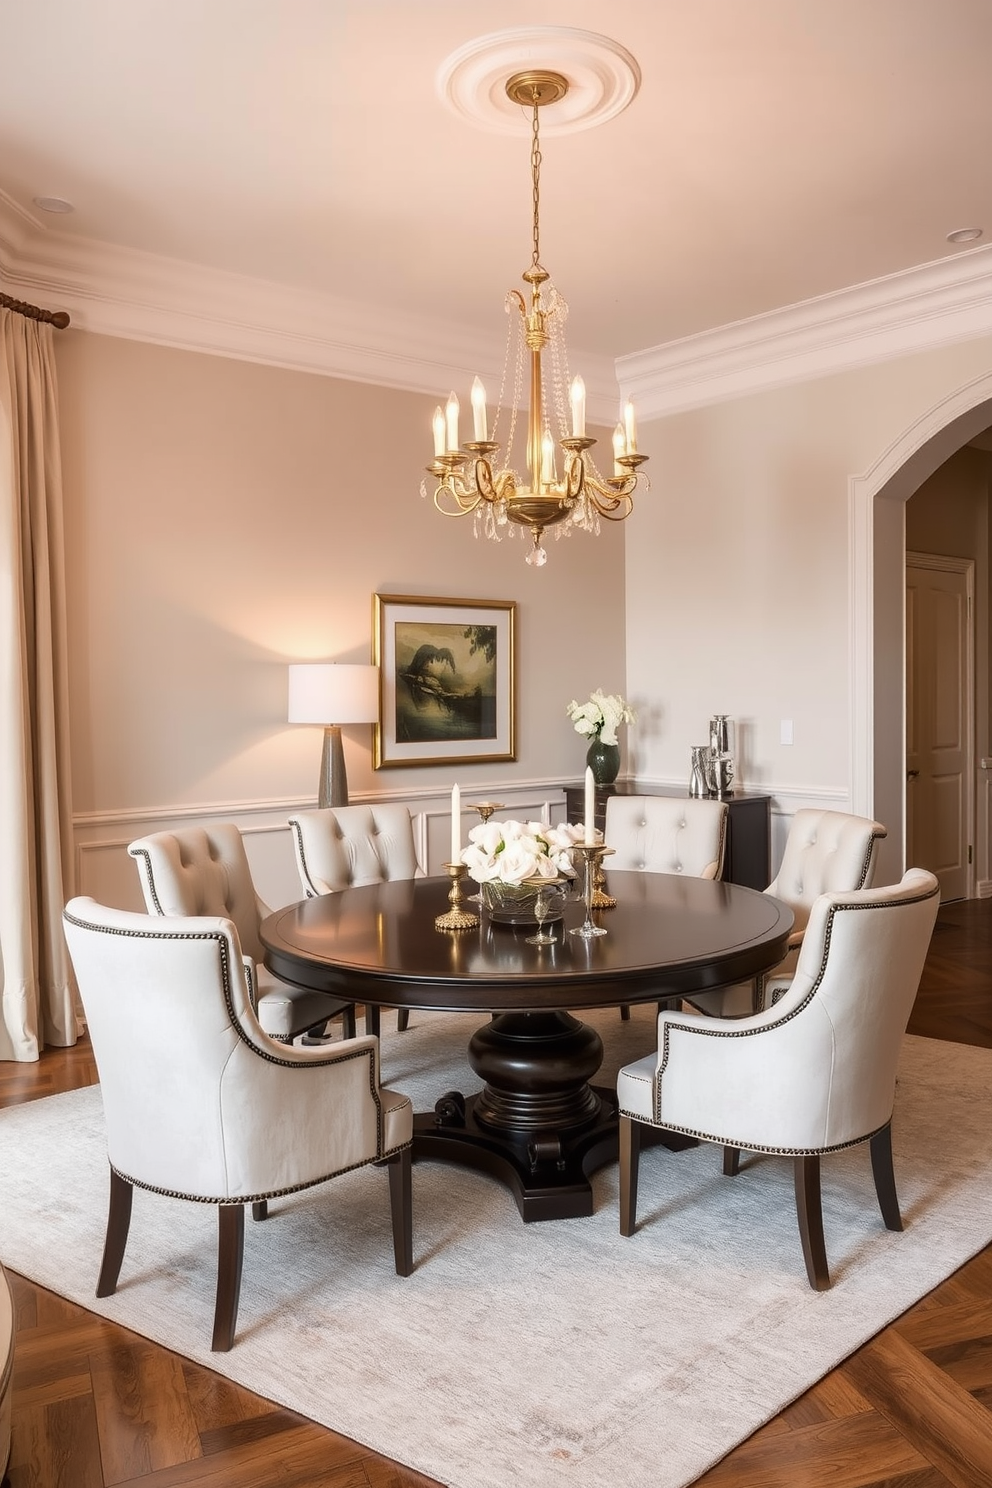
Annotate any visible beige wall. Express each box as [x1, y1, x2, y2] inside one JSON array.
[[57, 332, 626, 812], [56, 332, 627, 904], [627, 335, 992, 848], [56, 322, 992, 901]]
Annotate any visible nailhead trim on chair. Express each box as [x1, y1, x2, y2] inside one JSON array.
[[615, 1106, 890, 1158], [650, 880, 940, 1127], [127, 846, 164, 913], [62, 909, 406, 1161], [288, 819, 320, 898], [107, 1118, 413, 1207]]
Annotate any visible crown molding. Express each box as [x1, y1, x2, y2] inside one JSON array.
[[7, 192, 992, 423], [0, 196, 620, 419], [618, 245, 992, 418]]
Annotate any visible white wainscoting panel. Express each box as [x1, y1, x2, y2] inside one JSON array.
[[72, 784, 570, 914]]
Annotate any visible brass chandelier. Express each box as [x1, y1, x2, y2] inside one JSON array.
[[424, 70, 648, 567]]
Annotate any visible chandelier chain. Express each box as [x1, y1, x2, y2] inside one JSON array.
[[530, 98, 543, 272]]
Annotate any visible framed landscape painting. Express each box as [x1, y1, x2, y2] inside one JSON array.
[[372, 594, 516, 768]]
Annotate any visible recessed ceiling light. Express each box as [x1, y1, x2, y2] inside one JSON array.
[[946, 226, 983, 244], [33, 196, 74, 214]]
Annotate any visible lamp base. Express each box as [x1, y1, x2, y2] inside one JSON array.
[[318, 726, 349, 809]]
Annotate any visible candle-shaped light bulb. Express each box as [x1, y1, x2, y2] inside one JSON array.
[[541, 431, 555, 487], [471, 377, 488, 442], [623, 398, 637, 454], [583, 766, 596, 846], [432, 406, 446, 458], [450, 783, 461, 863], [445, 392, 460, 452], [612, 422, 626, 478], [570, 375, 586, 437]]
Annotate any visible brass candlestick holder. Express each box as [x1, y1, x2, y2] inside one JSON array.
[[592, 854, 616, 909], [464, 803, 505, 904], [569, 844, 615, 939], [435, 862, 480, 933], [466, 801, 505, 825]]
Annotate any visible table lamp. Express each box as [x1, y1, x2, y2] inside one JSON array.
[[288, 663, 379, 808]]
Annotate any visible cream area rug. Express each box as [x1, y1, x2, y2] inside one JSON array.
[[2, 1007, 991, 1488]]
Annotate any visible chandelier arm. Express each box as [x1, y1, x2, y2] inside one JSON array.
[[581, 471, 636, 519]]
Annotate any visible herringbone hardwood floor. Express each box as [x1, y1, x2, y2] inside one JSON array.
[[3, 900, 992, 1487]]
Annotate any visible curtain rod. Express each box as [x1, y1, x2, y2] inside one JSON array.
[[0, 290, 70, 329]]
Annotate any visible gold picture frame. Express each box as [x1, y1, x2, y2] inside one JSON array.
[[372, 594, 516, 769]]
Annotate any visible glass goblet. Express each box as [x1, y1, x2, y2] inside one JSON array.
[[526, 887, 558, 946]]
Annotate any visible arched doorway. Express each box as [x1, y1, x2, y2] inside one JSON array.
[[851, 371, 992, 886]]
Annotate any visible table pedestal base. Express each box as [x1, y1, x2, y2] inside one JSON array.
[[413, 1085, 621, 1222]]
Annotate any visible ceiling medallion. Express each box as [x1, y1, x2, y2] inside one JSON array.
[[436, 26, 640, 136]]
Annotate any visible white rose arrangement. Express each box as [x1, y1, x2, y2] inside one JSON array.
[[566, 690, 635, 747], [460, 819, 589, 886]]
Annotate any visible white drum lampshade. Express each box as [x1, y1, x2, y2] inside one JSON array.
[[288, 663, 379, 808]]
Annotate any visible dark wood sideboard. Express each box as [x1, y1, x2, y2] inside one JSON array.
[[561, 780, 771, 891]]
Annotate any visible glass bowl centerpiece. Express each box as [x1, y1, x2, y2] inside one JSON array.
[[460, 819, 583, 925]]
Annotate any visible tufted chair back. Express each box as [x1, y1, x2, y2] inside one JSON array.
[[62, 897, 413, 1349], [767, 808, 887, 944], [128, 824, 349, 1042], [685, 807, 887, 1018], [605, 795, 728, 880], [129, 824, 266, 960], [288, 805, 422, 897]]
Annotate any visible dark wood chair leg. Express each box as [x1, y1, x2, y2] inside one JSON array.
[[619, 1004, 631, 1021], [212, 1203, 245, 1352], [396, 1008, 410, 1033], [723, 1145, 741, 1177], [619, 1115, 642, 1237], [869, 1123, 903, 1231], [342, 1006, 357, 1039], [251, 1200, 268, 1221], [387, 1148, 413, 1276], [96, 1167, 133, 1297], [794, 1154, 830, 1291], [365, 1005, 381, 1039]]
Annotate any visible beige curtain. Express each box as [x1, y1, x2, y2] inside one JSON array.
[[0, 306, 76, 1060]]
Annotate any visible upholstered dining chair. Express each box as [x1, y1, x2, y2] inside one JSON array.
[[616, 868, 939, 1290], [128, 823, 354, 1043], [288, 804, 424, 1035], [62, 897, 414, 1351], [605, 794, 729, 880], [606, 794, 729, 1020], [685, 807, 887, 1017]]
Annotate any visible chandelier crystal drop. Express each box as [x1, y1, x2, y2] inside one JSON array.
[[423, 69, 648, 566]]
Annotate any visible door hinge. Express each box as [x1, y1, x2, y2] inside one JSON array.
[[969, 844, 973, 864]]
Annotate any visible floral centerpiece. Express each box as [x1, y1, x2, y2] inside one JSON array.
[[461, 819, 588, 925], [566, 690, 636, 784]]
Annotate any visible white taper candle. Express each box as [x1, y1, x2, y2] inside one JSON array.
[[570, 375, 586, 437], [584, 766, 596, 846], [445, 392, 460, 452], [432, 406, 446, 457], [450, 783, 461, 863], [471, 377, 488, 441]]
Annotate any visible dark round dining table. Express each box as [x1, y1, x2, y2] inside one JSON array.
[[260, 872, 793, 1222]]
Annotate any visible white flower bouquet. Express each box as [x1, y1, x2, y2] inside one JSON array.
[[460, 819, 586, 886], [566, 690, 635, 747]]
